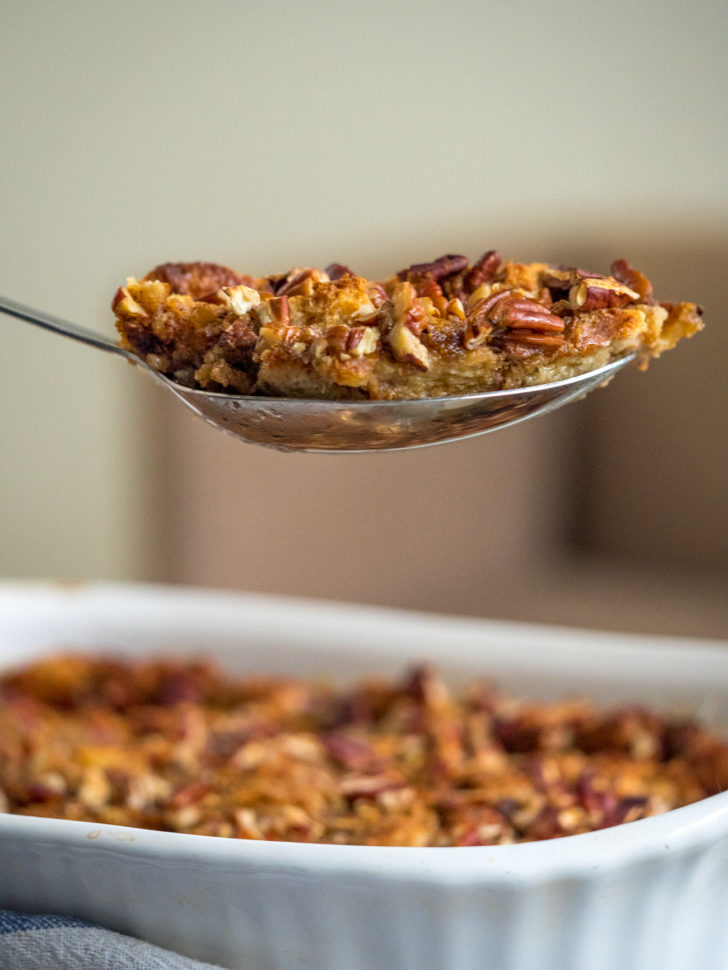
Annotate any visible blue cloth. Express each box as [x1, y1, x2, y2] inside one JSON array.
[[0, 911, 226, 969]]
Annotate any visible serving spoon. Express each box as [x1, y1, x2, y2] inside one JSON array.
[[2, 294, 633, 453]]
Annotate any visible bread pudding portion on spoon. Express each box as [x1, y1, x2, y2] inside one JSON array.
[[113, 251, 702, 401]]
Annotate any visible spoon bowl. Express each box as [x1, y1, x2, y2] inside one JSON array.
[[2, 295, 633, 452]]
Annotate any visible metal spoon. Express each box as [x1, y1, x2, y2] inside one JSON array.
[[2, 294, 633, 453]]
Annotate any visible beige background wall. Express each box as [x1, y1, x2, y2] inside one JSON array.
[[1, 0, 726, 638]]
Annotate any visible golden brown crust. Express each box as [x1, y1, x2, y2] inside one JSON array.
[[113, 253, 703, 400], [2, 656, 727, 846]]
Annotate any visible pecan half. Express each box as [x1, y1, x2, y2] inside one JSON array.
[[398, 253, 470, 282], [463, 290, 564, 351], [496, 297, 565, 332], [499, 332, 565, 351]]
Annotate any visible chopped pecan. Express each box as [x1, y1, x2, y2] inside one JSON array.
[[340, 774, 406, 801], [256, 295, 290, 327], [323, 733, 375, 770], [386, 321, 430, 370], [218, 285, 261, 316], [325, 262, 355, 280], [463, 250, 502, 292], [610, 259, 656, 304], [257, 324, 303, 351], [569, 278, 639, 311], [366, 282, 390, 309], [463, 298, 495, 349], [345, 326, 379, 357], [112, 286, 148, 318], [446, 297, 466, 320], [276, 268, 328, 297], [541, 267, 573, 292], [414, 276, 448, 313]]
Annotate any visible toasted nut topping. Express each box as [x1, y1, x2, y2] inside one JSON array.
[[113, 252, 703, 400], [257, 324, 301, 349], [398, 253, 469, 282], [496, 297, 565, 332], [610, 259, 655, 304], [256, 295, 290, 327], [218, 284, 261, 316], [414, 277, 448, 313], [113, 284, 148, 318], [366, 282, 390, 309], [277, 268, 329, 297], [387, 321, 431, 370], [346, 326, 379, 357], [324, 262, 355, 280], [569, 279, 639, 311], [350, 299, 379, 322], [463, 298, 495, 349], [463, 250, 502, 292], [446, 297, 466, 320]]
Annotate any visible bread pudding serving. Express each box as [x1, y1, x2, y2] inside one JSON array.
[[3, 654, 727, 847], [112, 252, 703, 400]]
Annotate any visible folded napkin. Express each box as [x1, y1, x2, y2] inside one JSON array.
[[0, 911, 226, 970]]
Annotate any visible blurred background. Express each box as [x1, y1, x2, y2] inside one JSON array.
[[1, 0, 726, 638]]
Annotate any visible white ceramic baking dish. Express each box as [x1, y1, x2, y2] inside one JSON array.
[[1, 582, 727, 970]]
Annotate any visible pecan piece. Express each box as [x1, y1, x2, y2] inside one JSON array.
[[569, 278, 639, 311], [541, 267, 573, 292], [496, 297, 565, 332], [414, 276, 448, 312], [387, 321, 430, 370], [366, 282, 390, 309], [463, 290, 564, 350], [499, 332, 565, 350], [610, 259, 655, 304], [276, 268, 328, 297], [218, 284, 261, 316], [112, 286, 148, 318], [325, 262, 355, 280], [463, 250, 502, 292], [346, 326, 379, 357], [143, 262, 247, 300], [256, 295, 290, 327], [463, 298, 495, 349], [340, 774, 406, 801], [398, 253, 469, 282]]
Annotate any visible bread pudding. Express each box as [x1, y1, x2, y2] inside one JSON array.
[[112, 252, 703, 400], [2, 654, 726, 847]]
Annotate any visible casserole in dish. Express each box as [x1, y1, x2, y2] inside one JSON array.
[[1, 582, 727, 970]]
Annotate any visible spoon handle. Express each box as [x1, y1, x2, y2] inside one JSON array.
[[0, 295, 133, 360]]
